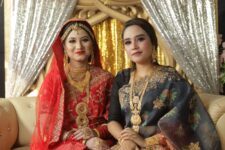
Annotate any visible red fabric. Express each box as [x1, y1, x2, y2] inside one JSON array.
[[30, 18, 113, 150]]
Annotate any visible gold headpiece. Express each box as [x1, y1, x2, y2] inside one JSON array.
[[61, 23, 94, 41]]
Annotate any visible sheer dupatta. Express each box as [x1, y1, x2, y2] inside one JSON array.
[[30, 35, 66, 150], [30, 19, 102, 149]]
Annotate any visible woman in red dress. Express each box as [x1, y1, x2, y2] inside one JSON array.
[[31, 19, 114, 150]]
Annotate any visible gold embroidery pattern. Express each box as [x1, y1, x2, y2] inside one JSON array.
[[90, 66, 112, 103], [145, 134, 161, 147], [186, 142, 201, 150], [65, 66, 112, 127], [118, 66, 181, 115], [153, 98, 165, 109], [51, 87, 65, 143], [175, 124, 185, 137], [66, 66, 112, 103], [118, 85, 130, 108], [132, 76, 149, 94]]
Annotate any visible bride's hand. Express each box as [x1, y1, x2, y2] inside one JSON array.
[[72, 127, 97, 140]]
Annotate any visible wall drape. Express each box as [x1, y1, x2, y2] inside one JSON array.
[[6, 0, 77, 97], [142, 0, 219, 93]]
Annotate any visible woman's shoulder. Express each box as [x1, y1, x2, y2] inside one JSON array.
[[114, 68, 132, 84], [45, 69, 61, 81], [156, 65, 183, 81], [116, 68, 132, 76], [91, 66, 114, 79], [157, 65, 176, 73]]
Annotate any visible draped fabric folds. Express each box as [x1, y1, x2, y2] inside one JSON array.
[[141, 0, 219, 93], [6, 0, 77, 97]]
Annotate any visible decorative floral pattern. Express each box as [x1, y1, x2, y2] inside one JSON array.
[[110, 66, 221, 149], [153, 98, 165, 109]]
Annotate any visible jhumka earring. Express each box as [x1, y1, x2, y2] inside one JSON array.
[[64, 53, 70, 71], [64, 53, 70, 63], [152, 51, 157, 63], [90, 50, 95, 64]]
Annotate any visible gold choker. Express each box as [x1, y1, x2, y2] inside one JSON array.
[[66, 70, 91, 92], [65, 64, 91, 92]]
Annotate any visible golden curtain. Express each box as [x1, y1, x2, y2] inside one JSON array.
[[93, 18, 130, 75], [93, 18, 167, 75]]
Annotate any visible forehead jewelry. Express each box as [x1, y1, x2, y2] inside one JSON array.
[[61, 23, 94, 41]]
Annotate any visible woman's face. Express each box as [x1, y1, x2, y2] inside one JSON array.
[[63, 27, 93, 63], [123, 25, 154, 65]]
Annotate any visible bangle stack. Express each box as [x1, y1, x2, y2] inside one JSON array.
[[93, 128, 100, 137], [62, 130, 74, 141], [82, 139, 87, 145]]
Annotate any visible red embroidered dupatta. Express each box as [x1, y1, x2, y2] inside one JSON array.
[[30, 19, 102, 150]]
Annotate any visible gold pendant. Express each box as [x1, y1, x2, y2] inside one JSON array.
[[76, 115, 89, 128], [132, 125, 140, 132], [76, 102, 88, 115], [133, 96, 139, 104], [75, 102, 89, 128], [131, 114, 142, 125]]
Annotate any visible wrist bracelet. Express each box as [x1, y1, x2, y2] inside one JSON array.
[[93, 128, 100, 137], [62, 130, 74, 141], [82, 139, 87, 145]]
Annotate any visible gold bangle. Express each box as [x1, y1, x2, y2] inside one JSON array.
[[62, 130, 74, 141], [82, 139, 87, 145], [62, 131, 70, 141], [93, 128, 100, 137]]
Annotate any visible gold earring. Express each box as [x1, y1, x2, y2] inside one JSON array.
[[89, 50, 94, 64], [91, 53, 95, 64], [152, 51, 157, 63], [64, 53, 70, 64]]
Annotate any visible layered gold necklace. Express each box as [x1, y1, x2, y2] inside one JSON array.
[[66, 65, 91, 92], [129, 71, 150, 132], [65, 64, 91, 128]]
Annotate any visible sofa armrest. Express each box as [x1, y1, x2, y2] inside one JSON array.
[[0, 99, 18, 150], [199, 93, 225, 150], [9, 97, 36, 147]]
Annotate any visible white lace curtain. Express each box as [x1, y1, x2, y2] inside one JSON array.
[[6, 0, 77, 97], [142, 0, 219, 93]]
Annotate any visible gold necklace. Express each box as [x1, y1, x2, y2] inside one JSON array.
[[75, 82, 90, 129], [65, 64, 91, 128], [69, 65, 89, 80], [66, 67, 91, 92], [129, 71, 149, 132]]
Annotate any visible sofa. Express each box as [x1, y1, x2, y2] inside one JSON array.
[[0, 93, 225, 150]]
